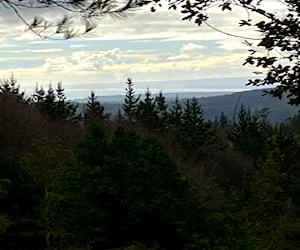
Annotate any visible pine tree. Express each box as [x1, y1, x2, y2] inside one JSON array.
[[55, 82, 80, 121], [122, 78, 140, 123], [230, 105, 271, 159], [66, 126, 204, 249], [32, 83, 80, 121], [182, 98, 204, 128], [33, 85, 46, 103], [167, 95, 183, 130], [155, 91, 168, 128], [0, 76, 27, 101], [137, 88, 158, 128], [84, 91, 110, 124], [217, 111, 229, 127], [180, 98, 213, 148]]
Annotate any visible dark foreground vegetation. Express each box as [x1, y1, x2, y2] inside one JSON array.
[[1, 77, 300, 249]]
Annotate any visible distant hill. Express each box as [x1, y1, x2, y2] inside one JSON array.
[[198, 89, 299, 123], [76, 89, 299, 124]]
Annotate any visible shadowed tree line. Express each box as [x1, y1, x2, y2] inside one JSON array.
[[1, 77, 300, 249]]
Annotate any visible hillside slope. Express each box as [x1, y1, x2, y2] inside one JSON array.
[[77, 89, 299, 124]]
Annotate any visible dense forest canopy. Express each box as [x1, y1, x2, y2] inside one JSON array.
[[0, 0, 299, 248], [1, 78, 300, 249]]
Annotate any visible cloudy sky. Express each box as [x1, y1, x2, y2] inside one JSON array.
[[0, 0, 286, 97]]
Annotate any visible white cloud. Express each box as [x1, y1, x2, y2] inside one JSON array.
[[0, 44, 19, 48], [70, 44, 86, 48], [0, 2, 283, 90], [217, 40, 251, 51], [29, 48, 63, 53], [14, 32, 40, 41], [169, 43, 204, 60], [43, 48, 123, 72]]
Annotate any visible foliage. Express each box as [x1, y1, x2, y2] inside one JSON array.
[[245, 153, 300, 250], [0, 76, 27, 102], [137, 88, 160, 128], [2, 0, 150, 39], [166, 96, 214, 151], [155, 91, 168, 128], [122, 78, 140, 123], [21, 140, 73, 248], [151, 0, 300, 104], [32, 82, 80, 121], [2, 82, 300, 249], [180, 97, 213, 148], [85, 90, 110, 124], [166, 95, 183, 130], [0, 94, 48, 156], [215, 111, 230, 126], [60, 125, 205, 249], [0, 154, 44, 249], [230, 105, 271, 159]]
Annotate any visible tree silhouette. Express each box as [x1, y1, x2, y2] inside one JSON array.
[[0, 76, 27, 102], [180, 97, 213, 149], [122, 78, 140, 123], [230, 105, 271, 159], [32, 83, 80, 121], [137, 88, 159, 128], [85, 91, 110, 124], [167, 95, 183, 130], [155, 91, 168, 128]]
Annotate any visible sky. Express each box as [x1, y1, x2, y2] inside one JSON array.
[[0, 0, 287, 97]]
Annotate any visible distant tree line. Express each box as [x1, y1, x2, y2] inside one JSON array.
[[1, 76, 300, 249]]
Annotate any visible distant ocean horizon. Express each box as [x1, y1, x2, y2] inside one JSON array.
[[65, 88, 255, 100], [22, 77, 267, 100]]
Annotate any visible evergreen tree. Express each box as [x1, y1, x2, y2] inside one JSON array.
[[122, 78, 140, 123], [0, 76, 27, 101], [137, 88, 158, 128], [55, 82, 80, 121], [155, 91, 168, 128], [65, 126, 204, 249], [32, 84, 46, 104], [32, 83, 80, 121], [180, 98, 213, 148], [116, 109, 125, 122], [217, 111, 229, 127], [182, 98, 204, 128], [245, 154, 300, 250], [167, 95, 183, 130], [21, 140, 72, 249], [230, 105, 271, 159], [84, 91, 110, 124], [0, 154, 44, 249]]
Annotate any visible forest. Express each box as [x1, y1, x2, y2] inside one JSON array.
[[0, 76, 300, 249]]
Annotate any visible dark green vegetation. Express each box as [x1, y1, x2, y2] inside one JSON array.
[[1, 77, 300, 249]]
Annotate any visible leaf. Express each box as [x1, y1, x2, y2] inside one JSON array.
[[239, 19, 251, 26], [219, 2, 232, 11], [258, 37, 274, 49]]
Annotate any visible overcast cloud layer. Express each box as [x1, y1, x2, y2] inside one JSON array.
[[0, 0, 287, 96]]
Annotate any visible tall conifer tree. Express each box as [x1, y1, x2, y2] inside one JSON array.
[[137, 88, 158, 128], [122, 78, 140, 123], [85, 91, 109, 123], [32, 83, 80, 121]]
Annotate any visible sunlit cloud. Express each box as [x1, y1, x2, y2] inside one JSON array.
[[70, 44, 86, 48], [169, 43, 204, 60], [43, 48, 124, 72], [0, 0, 286, 95]]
